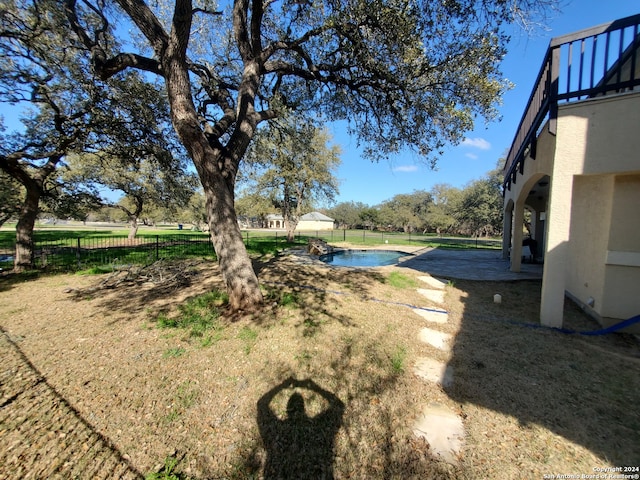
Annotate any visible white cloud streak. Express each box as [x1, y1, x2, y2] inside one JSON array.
[[392, 165, 419, 172], [462, 137, 491, 150]]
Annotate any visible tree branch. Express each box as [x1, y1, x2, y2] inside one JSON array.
[[192, 8, 223, 16], [233, 0, 252, 61], [250, 0, 263, 58], [96, 52, 163, 79], [115, 0, 170, 56], [64, 0, 162, 79]]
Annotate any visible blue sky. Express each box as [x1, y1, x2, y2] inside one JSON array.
[[2, 2, 638, 207], [330, 1, 640, 206]]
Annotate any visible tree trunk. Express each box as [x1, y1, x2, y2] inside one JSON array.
[[128, 216, 138, 240], [202, 170, 263, 311], [14, 185, 41, 272], [162, 35, 263, 311], [284, 218, 298, 243]]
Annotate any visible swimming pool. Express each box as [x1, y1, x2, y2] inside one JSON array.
[[319, 250, 411, 267]]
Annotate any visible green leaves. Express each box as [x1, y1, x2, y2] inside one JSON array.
[[240, 115, 341, 233], [326, 166, 504, 236]]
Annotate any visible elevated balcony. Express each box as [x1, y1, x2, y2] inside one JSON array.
[[503, 13, 640, 192]]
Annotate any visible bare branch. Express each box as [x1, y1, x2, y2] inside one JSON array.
[[192, 8, 223, 16], [97, 52, 162, 79]]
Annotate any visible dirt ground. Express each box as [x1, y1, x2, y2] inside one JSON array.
[[1, 250, 639, 479]]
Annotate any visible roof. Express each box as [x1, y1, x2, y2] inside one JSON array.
[[266, 211, 334, 222], [300, 212, 334, 222]]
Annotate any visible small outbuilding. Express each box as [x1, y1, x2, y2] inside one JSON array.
[[297, 212, 335, 231], [265, 212, 335, 231], [266, 214, 284, 229]]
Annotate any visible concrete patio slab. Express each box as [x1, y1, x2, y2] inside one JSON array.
[[401, 248, 542, 281]]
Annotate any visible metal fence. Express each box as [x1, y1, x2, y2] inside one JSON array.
[[0, 230, 501, 271], [0, 234, 214, 271], [248, 229, 502, 249]]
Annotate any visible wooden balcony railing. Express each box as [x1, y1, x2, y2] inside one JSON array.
[[503, 13, 640, 193]]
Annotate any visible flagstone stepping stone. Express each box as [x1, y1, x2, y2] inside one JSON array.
[[413, 403, 464, 465], [417, 275, 447, 290], [418, 327, 452, 351], [417, 288, 445, 304], [413, 357, 454, 388], [411, 308, 449, 324]]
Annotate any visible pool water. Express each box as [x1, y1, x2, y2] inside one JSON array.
[[319, 250, 411, 267]]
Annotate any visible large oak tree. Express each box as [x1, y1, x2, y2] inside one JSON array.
[[64, 0, 553, 310], [0, 2, 100, 270], [0, 1, 181, 270]]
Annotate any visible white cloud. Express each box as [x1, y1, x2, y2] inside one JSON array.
[[392, 165, 419, 173], [465, 153, 479, 160], [462, 137, 491, 150]]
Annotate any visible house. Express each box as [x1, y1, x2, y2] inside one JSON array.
[[297, 212, 335, 231], [266, 212, 335, 230], [502, 14, 640, 333], [266, 213, 284, 229]]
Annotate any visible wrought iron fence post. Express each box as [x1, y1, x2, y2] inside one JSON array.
[[156, 235, 159, 260], [76, 238, 81, 269]]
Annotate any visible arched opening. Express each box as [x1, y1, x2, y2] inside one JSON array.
[[508, 173, 550, 272]]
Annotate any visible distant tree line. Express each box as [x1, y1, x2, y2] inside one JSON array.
[[325, 168, 504, 237]]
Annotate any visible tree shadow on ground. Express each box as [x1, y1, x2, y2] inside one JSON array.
[[67, 259, 225, 323], [0, 271, 41, 294], [445, 279, 640, 468], [253, 253, 388, 331], [64, 253, 389, 329], [199, 338, 465, 480], [0, 327, 143, 480]]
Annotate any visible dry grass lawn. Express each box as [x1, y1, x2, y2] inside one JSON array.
[[0, 249, 639, 479]]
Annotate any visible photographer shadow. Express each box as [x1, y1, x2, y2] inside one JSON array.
[[257, 378, 344, 479]]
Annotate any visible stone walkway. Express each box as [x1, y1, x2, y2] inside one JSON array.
[[285, 245, 542, 465], [401, 247, 540, 464], [410, 275, 465, 465]]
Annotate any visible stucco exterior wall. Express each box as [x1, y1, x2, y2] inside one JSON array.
[[601, 175, 640, 321], [566, 175, 614, 317], [503, 123, 556, 271], [548, 93, 640, 329], [557, 92, 640, 175], [503, 124, 556, 209]]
